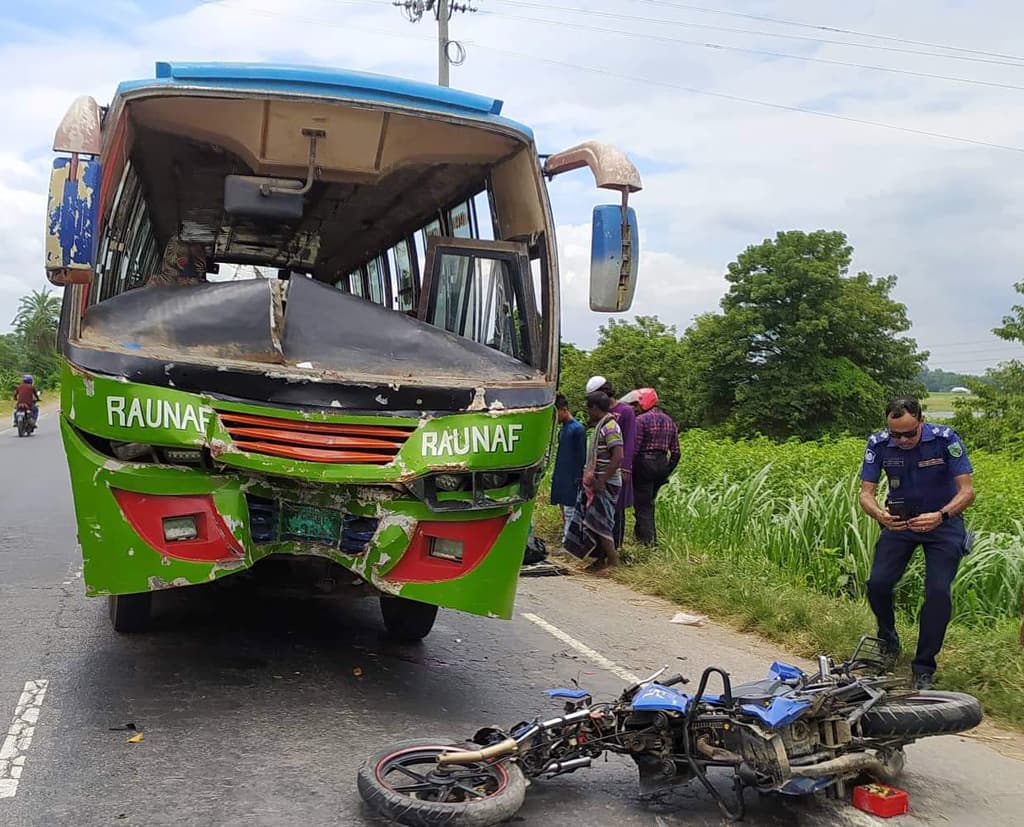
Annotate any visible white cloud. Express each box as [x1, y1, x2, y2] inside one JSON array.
[[556, 223, 725, 346], [2, 0, 1024, 373]]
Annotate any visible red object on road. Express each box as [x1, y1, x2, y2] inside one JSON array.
[[853, 784, 910, 817]]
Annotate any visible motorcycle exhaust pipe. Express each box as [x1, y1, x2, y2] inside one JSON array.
[[437, 738, 518, 765], [789, 752, 899, 783], [543, 757, 592, 775]]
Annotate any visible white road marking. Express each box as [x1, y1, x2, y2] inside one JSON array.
[[0, 680, 49, 799], [522, 613, 641, 684], [61, 561, 83, 587]]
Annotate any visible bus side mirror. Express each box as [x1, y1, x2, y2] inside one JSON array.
[[590, 204, 639, 311], [45, 156, 101, 286]]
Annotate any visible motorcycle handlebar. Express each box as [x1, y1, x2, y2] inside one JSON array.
[[658, 673, 689, 687]]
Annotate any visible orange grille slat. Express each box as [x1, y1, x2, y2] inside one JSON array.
[[231, 441, 393, 463], [225, 426, 405, 451], [219, 412, 414, 438], [218, 410, 413, 465]]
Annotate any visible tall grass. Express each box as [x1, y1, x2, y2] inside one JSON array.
[[654, 442, 1024, 625]]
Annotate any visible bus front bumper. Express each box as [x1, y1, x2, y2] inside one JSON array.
[[61, 417, 533, 619]]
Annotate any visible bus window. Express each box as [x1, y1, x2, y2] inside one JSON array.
[[348, 270, 365, 298], [422, 239, 538, 366], [474, 190, 495, 241], [367, 256, 385, 306], [449, 200, 475, 239], [391, 239, 417, 312]]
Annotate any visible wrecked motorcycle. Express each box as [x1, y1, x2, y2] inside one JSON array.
[[358, 637, 982, 825]]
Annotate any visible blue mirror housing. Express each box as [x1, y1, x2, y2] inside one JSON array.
[[590, 204, 638, 311]]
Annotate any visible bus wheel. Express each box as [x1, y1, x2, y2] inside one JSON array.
[[380, 595, 438, 642], [109, 592, 152, 633]]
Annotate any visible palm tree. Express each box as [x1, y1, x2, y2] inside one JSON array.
[[12, 288, 61, 376], [12, 288, 61, 366]]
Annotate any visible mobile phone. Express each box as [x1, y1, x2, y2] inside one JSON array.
[[886, 500, 911, 521]]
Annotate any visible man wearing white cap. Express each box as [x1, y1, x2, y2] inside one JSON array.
[[585, 375, 636, 550]]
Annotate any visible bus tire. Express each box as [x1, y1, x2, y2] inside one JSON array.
[[380, 595, 439, 642], [109, 592, 152, 633]]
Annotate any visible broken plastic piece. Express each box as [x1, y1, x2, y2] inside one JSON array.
[[670, 612, 707, 626], [127, 732, 144, 744]]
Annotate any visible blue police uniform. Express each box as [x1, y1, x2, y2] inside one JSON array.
[[860, 423, 974, 676]]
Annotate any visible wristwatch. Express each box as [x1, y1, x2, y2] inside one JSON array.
[[941, 510, 950, 522]]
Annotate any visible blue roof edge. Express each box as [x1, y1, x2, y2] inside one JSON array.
[[111, 62, 533, 140]]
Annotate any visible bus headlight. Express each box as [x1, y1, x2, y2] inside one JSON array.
[[479, 472, 510, 489], [111, 441, 152, 461], [434, 474, 467, 492]]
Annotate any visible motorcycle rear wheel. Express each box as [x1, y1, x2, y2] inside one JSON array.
[[859, 690, 982, 737], [358, 738, 527, 827]]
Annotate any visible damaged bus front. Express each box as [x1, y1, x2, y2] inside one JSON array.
[[45, 62, 641, 639]]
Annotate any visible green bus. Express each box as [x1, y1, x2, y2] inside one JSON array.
[[44, 62, 641, 640]]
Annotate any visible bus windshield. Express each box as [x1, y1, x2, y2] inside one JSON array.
[[71, 68, 554, 398]]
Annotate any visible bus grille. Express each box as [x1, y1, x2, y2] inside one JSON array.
[[218, 412, 415, 465], [246, 495, 379, 553]]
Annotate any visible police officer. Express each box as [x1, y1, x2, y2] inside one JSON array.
[[859, 397, 975, 690]]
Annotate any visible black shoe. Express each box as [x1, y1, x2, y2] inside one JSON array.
[[879, 634, 901, 671], [912, 671, 934, 691]]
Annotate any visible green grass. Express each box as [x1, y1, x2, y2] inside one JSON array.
[[924, 391, 975, 417], [533, 428, 1024, 730]]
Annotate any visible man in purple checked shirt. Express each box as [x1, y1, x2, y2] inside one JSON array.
[[630, 388, 680, 545], [586, 376, 635, 550]]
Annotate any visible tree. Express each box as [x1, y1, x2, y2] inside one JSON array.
[[952, 281, 1024, 455], [684, 230, 925, 440], [557, 342, 592, 417], [586, 317, 689, 421], [917, 367, 983, 392], [11, 288, 61, 385]]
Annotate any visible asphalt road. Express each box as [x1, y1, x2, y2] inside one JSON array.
[[2, 416, 1023, 826]]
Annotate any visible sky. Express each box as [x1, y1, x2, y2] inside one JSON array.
[[3, 0, 1024, 374]]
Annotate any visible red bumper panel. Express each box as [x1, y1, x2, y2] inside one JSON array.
[[384, 516, 508, 584], [112, 490, 244, 563]]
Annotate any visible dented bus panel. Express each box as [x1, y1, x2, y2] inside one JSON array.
[[46, 62, 642, 637]]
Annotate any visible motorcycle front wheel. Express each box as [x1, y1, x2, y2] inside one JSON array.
[[357, 738, 527, 827], [859, 690, 982, 737]]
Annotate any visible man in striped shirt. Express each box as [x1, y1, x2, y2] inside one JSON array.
[[631, 389, 680, 545]]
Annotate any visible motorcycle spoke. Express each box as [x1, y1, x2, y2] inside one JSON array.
[[390, 782, 439, 794], [388, 764, 431, 784], [454, 783, 489, 799]]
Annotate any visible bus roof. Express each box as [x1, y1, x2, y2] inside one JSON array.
[[113, 62, 534, 140]]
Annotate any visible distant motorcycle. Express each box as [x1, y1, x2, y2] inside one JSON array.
[[358, 637, 982, 825], [14, 403, 36, 437]]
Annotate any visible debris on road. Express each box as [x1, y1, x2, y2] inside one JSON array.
[[127, 732, 144, 744], [521, 561, 569, 577], [670, 612, 707, 626]]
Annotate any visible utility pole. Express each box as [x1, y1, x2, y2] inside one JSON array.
[[393, 1, 477, 87]]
